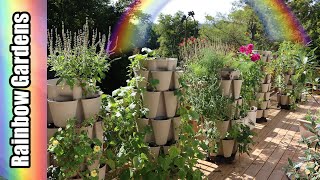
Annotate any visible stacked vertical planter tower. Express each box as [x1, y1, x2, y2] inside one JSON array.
[[47, 80, 106, 179], [134, 58, 183, 157], [212, 68, 244, 162], [255, 51, 273, 123], [278, 67, 295, 109]]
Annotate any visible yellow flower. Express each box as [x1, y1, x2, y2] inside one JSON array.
[[52, 140, 59, 146], [93, 146, 101, 153], [90, 170, 97, 177]]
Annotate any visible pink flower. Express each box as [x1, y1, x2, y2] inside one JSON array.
[[239, 46, 247, 53], [245, 48, 252, 55], [251, 54, 260, 62], [247, 44, 254, 51], [245, 44, 254, 55]]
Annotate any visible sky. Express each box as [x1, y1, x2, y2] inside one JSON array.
[[157, 0, 235, 23], [111, 0, 235, 23]]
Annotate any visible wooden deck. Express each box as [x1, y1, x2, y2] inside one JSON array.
[[196, 95, 320, 180]]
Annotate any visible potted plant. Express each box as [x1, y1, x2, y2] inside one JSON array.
[[48, 118, 102, 179], [142, 79, 161, 118], [48, 20, 110, 125], [285, 115, 320, 179], [222, 127, 237, 158], [297, 111, 320, 139]]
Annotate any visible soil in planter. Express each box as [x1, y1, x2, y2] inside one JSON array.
[[280, 104, 291, 110], [256, 117, 268, 123], [206, 153, 236, 164]]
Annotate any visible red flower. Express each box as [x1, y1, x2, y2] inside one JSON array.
[[239, 46, 247, 53], [179, 42, 185, 47], [251, 54, 260, 62], [247, 44, 254, 51]]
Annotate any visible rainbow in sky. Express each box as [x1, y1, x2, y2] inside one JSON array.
[[246, 0, 311, 45], [0, 0, 46, 179], [109, 0, 170, 54], [110, 0, 310, 53]]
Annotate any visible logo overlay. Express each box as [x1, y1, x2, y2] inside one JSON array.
[[9, 12, 31, 168]]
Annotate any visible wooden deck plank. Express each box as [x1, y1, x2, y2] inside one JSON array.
[[241, 111, 296, 178], [203, 96, 320, 180], [254, 119, 298, 180], [209, 109, 290, 179]]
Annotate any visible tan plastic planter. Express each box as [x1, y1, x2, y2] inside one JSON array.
[[77, 126, 93, 139], [222, 139, 235, 158], [259, 101, 268, 110], [265, 92, 271, 100], [136, 118, 153, 143], [261, 83, 269, 93], [172, 116, 181, 141], [256, 92, 264, 101], [164, 91, 178, 118], [216, 120, 230, 138], [88, 160, 100, 171], [134, 69, 149, 88], [267, 100, 271, 108], [284, 75, 291, 84], [163, 144, 176, 155], [48, 99, 78, 128], [156, 92, 166, 117], [151, 71, 172, 91], [174, 70, 183, 89], [99, 165, 107, 180], [280, 95, 289, 105], [146, 59, 167, 71], [166, 58, 178, 71], [233, 80, 243, 99], [256, 110, 263, 118], [47, 128, 58, 144], [94, 121, 104, 142], [81, 94, 101, 120], [48, 102, 54, 124], [48, 79, 59, 100], [220, 80, 232, 97], [142, 91, 161, 118], [149, 146, 160, 158], [297, 119, 315, 139], [266, 74, 272, 83], [263, 109, 269, 118], [151, 119, 171, 145]]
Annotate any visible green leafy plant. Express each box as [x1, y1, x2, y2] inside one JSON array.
[[48, 19, 111, 96], [285, 112, 320, 179], [272, 41, 318, 109], [234, 123, 256, 155], [48, 118, 102, 179]]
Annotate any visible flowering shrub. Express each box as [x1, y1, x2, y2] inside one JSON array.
[[48, 118, 102, 179], [238, 44, 261, 62], [230, 44, 265, 103]]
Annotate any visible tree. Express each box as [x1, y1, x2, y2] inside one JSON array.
[[285, 0, 320, 57], [199, 4, 272, 49], [153, 11, 199, 57]]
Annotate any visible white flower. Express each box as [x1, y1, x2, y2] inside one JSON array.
[[118, 91, 125, 97], [58, 128, 62, 131], [112, 89, 120, 96], [131, 91, 137, 97], [129, 103, 136, 109], [116, 112, 121, 117], [142, 47, 152, 53]]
